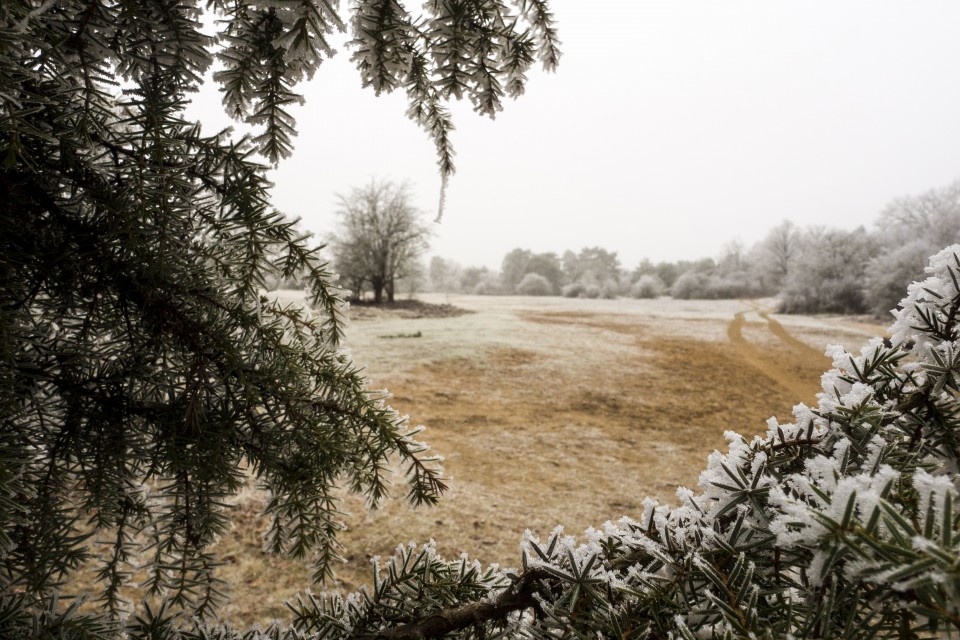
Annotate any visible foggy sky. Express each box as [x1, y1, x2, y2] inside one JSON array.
[[187, 1, 960, 270]]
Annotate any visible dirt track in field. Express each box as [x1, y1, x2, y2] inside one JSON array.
[[726, 303, 829, 407], [213, 296, 867, 625]]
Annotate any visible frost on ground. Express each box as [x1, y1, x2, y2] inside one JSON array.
[[270, 246, 960, 639]]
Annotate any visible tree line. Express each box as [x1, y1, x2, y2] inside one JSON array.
[[424, 179, 960, 317]]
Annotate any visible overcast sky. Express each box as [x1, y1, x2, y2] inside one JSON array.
[[188, 1, 960, 270]]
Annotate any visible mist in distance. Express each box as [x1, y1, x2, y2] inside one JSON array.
[[188, 0, 960, 269]]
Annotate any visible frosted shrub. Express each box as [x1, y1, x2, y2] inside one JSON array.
[[704, 273, 761, 299], [581, 283, 601, 299], [670, 271, 709, 299], [600, 278, 621, 299], [561, 282, 585, 298], [280, 246, 960, 640], [630, 274, 665, 298], [561, 280, 615, 299], [472, 281, 493, 295], [515, 272, 554, 296], [471, 274, 503, 296]]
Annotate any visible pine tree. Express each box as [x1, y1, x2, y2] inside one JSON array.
[[0, 0, 559, 636]]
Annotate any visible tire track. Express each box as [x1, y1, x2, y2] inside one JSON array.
[[727, 306, 828, 406]]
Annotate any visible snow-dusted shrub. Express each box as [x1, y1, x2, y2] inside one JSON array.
[[703, 273, 762, 299], [561, 279, 617, 299], [581, 283, 601, 299], [670, 270, 709, 299], [665, 271, 761, 300], [471, 273, 503, 295], [287, 246, 960, 640], [599, 278, 620, 299], [630, 274, 665, 298], [472, 281, 493, 295], [561, 282, 584, 298], [515, 272, 554, 296]]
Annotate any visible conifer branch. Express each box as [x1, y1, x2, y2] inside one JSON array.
[[358, 568, 551, 640]]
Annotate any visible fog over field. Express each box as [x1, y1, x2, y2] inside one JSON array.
[[184, 1, 960, 268]]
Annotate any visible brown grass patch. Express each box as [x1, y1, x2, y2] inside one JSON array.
[[203, 295, 877, 625]]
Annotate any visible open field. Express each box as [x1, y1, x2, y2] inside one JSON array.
[[215, 294, 887, 624]]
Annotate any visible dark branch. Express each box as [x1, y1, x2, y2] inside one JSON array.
[[359, 568, 551, 640]]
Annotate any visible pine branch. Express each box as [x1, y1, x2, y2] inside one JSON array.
[[358, 568, 550, 640]]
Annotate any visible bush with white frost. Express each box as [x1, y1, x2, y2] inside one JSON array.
[[630, 274, 665, 299], [515, 272, 554, 296], [670, 271, 710, 299], [561, 282, 585, 298]]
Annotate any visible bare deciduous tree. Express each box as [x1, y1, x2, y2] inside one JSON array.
[[865, 180, 960, 315], [754, 220, 800, 291], [330, 180, 431, 303]]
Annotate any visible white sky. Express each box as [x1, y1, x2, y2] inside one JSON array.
[[187, 1, 960, 271]]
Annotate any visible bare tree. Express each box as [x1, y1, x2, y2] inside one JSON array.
[[754, 220, 800, 291], [330, 180, 431, 303], [865, 180, 960, 315]]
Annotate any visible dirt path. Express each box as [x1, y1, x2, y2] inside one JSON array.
[[726, 303, 828, 406]]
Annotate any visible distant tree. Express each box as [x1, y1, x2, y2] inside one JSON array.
[[499, 249, 563, 294], [330, 180, 431, 303], [653, 261, 682, 288], [575, 246, 621, 285], [753, 220, 800, 292], [879, 180, 960, 242], [471, 271, 503, 295], [716, 240, 747, 276], [561, 250, 581, 284], [461, 265, 494, 292], [524, 252, 564, 292], [500, 248, 534, 292], [779, 227, 875, 314], [698, 241, 762, 299], [632, 258, 657, 279], [561, 247, 622, 296], [428, 256, 462, 293], [865, 180, 960, 316], [864, 239, 936, 317]]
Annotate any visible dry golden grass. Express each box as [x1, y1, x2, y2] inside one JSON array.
[[209, 293, 884, 625]]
